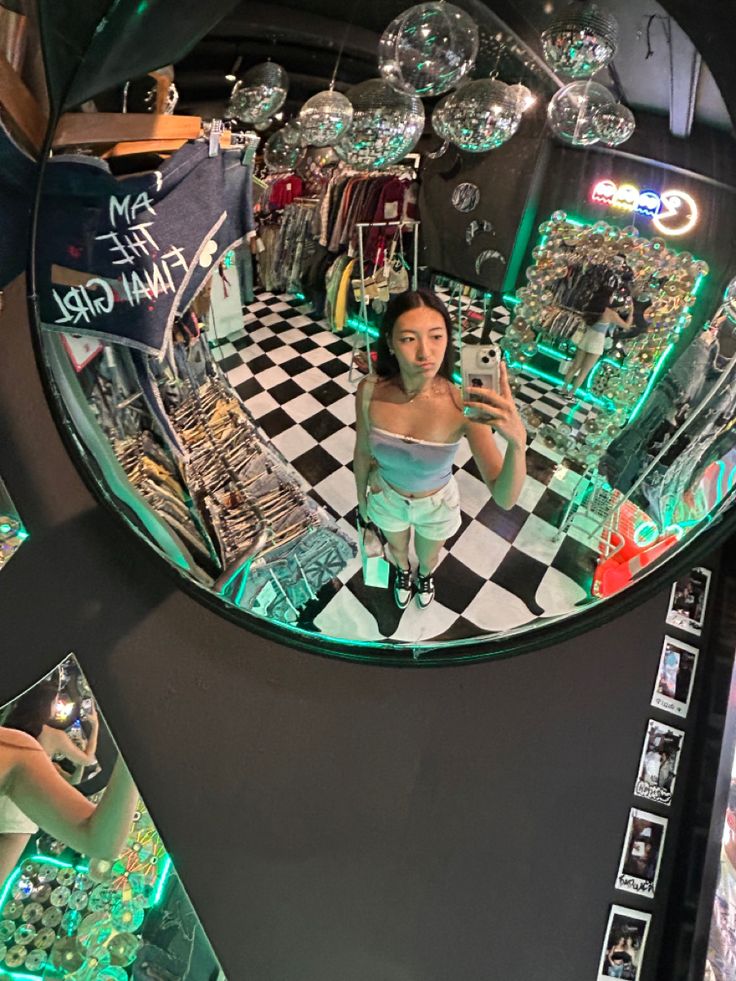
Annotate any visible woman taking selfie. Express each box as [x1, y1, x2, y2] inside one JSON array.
[[354, 289, 527, 610]]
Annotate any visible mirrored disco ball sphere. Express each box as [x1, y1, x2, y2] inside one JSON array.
[[264, 129, 302, 173], [541, 1, 618, 78], [296, 145, 339, 179], [431, 93, 454, 140], [378, 1, 479, 97], [593, 102, 635, 145], [298, 89, 354, 147], [443, 79, 522, 153], [227, 62, 289, 124], [547, 80, 615, 146], [281, 118, 305, 147], [335, 79, 425, 169], [506, 83, 534, 114]]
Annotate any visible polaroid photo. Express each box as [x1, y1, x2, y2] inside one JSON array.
[[651, 635, 699, 718], [615, 808, 668, 898], [666, 567, 712, 637], [634, 719, 685, 807], [597, 905, 652, 981]]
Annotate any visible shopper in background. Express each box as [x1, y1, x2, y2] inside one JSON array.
[[562, 285, 633, 396], [354, 289, 526, 610]]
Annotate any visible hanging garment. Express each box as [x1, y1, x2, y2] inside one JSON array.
[[37, 142, 254, 357], [0, 118, 35, 288]]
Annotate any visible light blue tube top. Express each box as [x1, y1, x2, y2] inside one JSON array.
[[369, 426, 461, 493]]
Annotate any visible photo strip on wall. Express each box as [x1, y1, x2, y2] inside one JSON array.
[[615, 808, 668, 898], [597, 905, 652, 981], [665, 567, 712, 638], [651, 635, 700, 719]]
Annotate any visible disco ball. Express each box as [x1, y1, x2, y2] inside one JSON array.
[[431, 93, 454, 140], [281, 118, 306, 148], [227, 62, 288, 124], [263, 128, 302, 173], [335, 79, 425, 170], [378, 1, 478, 97], [296, 145, 339, 179], [506, 83, 535, 114], [298, 89, 354, 146], [541, 1, 618, 78], [547, 80, 615, 146], [593, 102, 636, 145], [442, 79, 522, 153]]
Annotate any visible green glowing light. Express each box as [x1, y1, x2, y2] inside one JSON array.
[[293, 292, 306, 302], [17, 529, 29, 540], [506, 359, 613, 409], [0, 523, 11, 533], [502, 294, 521, 306], [633, 520, 659, 547], [153, 854, 173, 906], [136, 0, 149, 13], [346, 316, 380, 339]]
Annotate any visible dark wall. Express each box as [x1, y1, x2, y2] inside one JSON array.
[[0, 273, 726, 980]]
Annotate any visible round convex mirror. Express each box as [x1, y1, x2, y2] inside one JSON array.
[[25, 0, 736, 662]]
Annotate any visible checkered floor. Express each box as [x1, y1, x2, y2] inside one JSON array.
[[209, 290, 603, 643]]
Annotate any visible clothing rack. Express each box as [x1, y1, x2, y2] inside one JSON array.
[[350, 218, 420, 382]]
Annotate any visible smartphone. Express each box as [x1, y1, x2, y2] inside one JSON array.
[[461, 345, 500, 416]]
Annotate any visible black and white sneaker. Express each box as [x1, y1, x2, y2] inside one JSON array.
[[393, 567, 413, 609], [415, 573, 435, 610]]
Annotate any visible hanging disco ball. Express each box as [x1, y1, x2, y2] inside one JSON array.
[[227, 62, 289, 124], [298, 89, 354, 147], [296, 145, 339, 180], [263, 129, 302, 173], [442, 79, 522, 153], [431, 93, 454, 141], [547, 80, 615, 146], [378, 1, 479, 97], [506, 83, 535, 114], [541, 1, 618, 78], [593, 102, 636, 145], [281, 118, 305, 147], [335, 79, 425, 170]]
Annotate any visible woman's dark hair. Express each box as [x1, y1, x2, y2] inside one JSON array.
[[374, 289, 456, 381], [582, 285, 614, 327], [2, 680, 58, 739]]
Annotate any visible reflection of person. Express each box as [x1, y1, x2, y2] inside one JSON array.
[[562, 286, 633, 395], [0, 687, 137, 890], [354, 289, 527, 609]]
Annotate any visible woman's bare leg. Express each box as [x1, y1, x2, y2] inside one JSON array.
[[574, 351, 601, 389], [381, 527, 411, 570], [414, 532, 446, 576]]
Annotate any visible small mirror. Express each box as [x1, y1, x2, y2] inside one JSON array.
[[0, 655, 225, 980]]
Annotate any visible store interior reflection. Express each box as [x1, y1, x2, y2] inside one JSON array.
[[4, 0, 734, 653]]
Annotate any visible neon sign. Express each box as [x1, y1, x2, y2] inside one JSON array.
[[590, 180, 699, 237]]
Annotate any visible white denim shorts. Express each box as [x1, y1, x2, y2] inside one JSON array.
[[366, 472, 462, 541]]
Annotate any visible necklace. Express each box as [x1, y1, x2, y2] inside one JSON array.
[[396, 376, 441, 404]]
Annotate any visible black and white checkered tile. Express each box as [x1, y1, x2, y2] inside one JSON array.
[[208, 290, 602, 643]]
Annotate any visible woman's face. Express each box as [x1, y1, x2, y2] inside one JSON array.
[[390, 306, 448, 382]]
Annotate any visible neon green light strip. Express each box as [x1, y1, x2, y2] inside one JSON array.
[[153, 854, 173, 906]]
